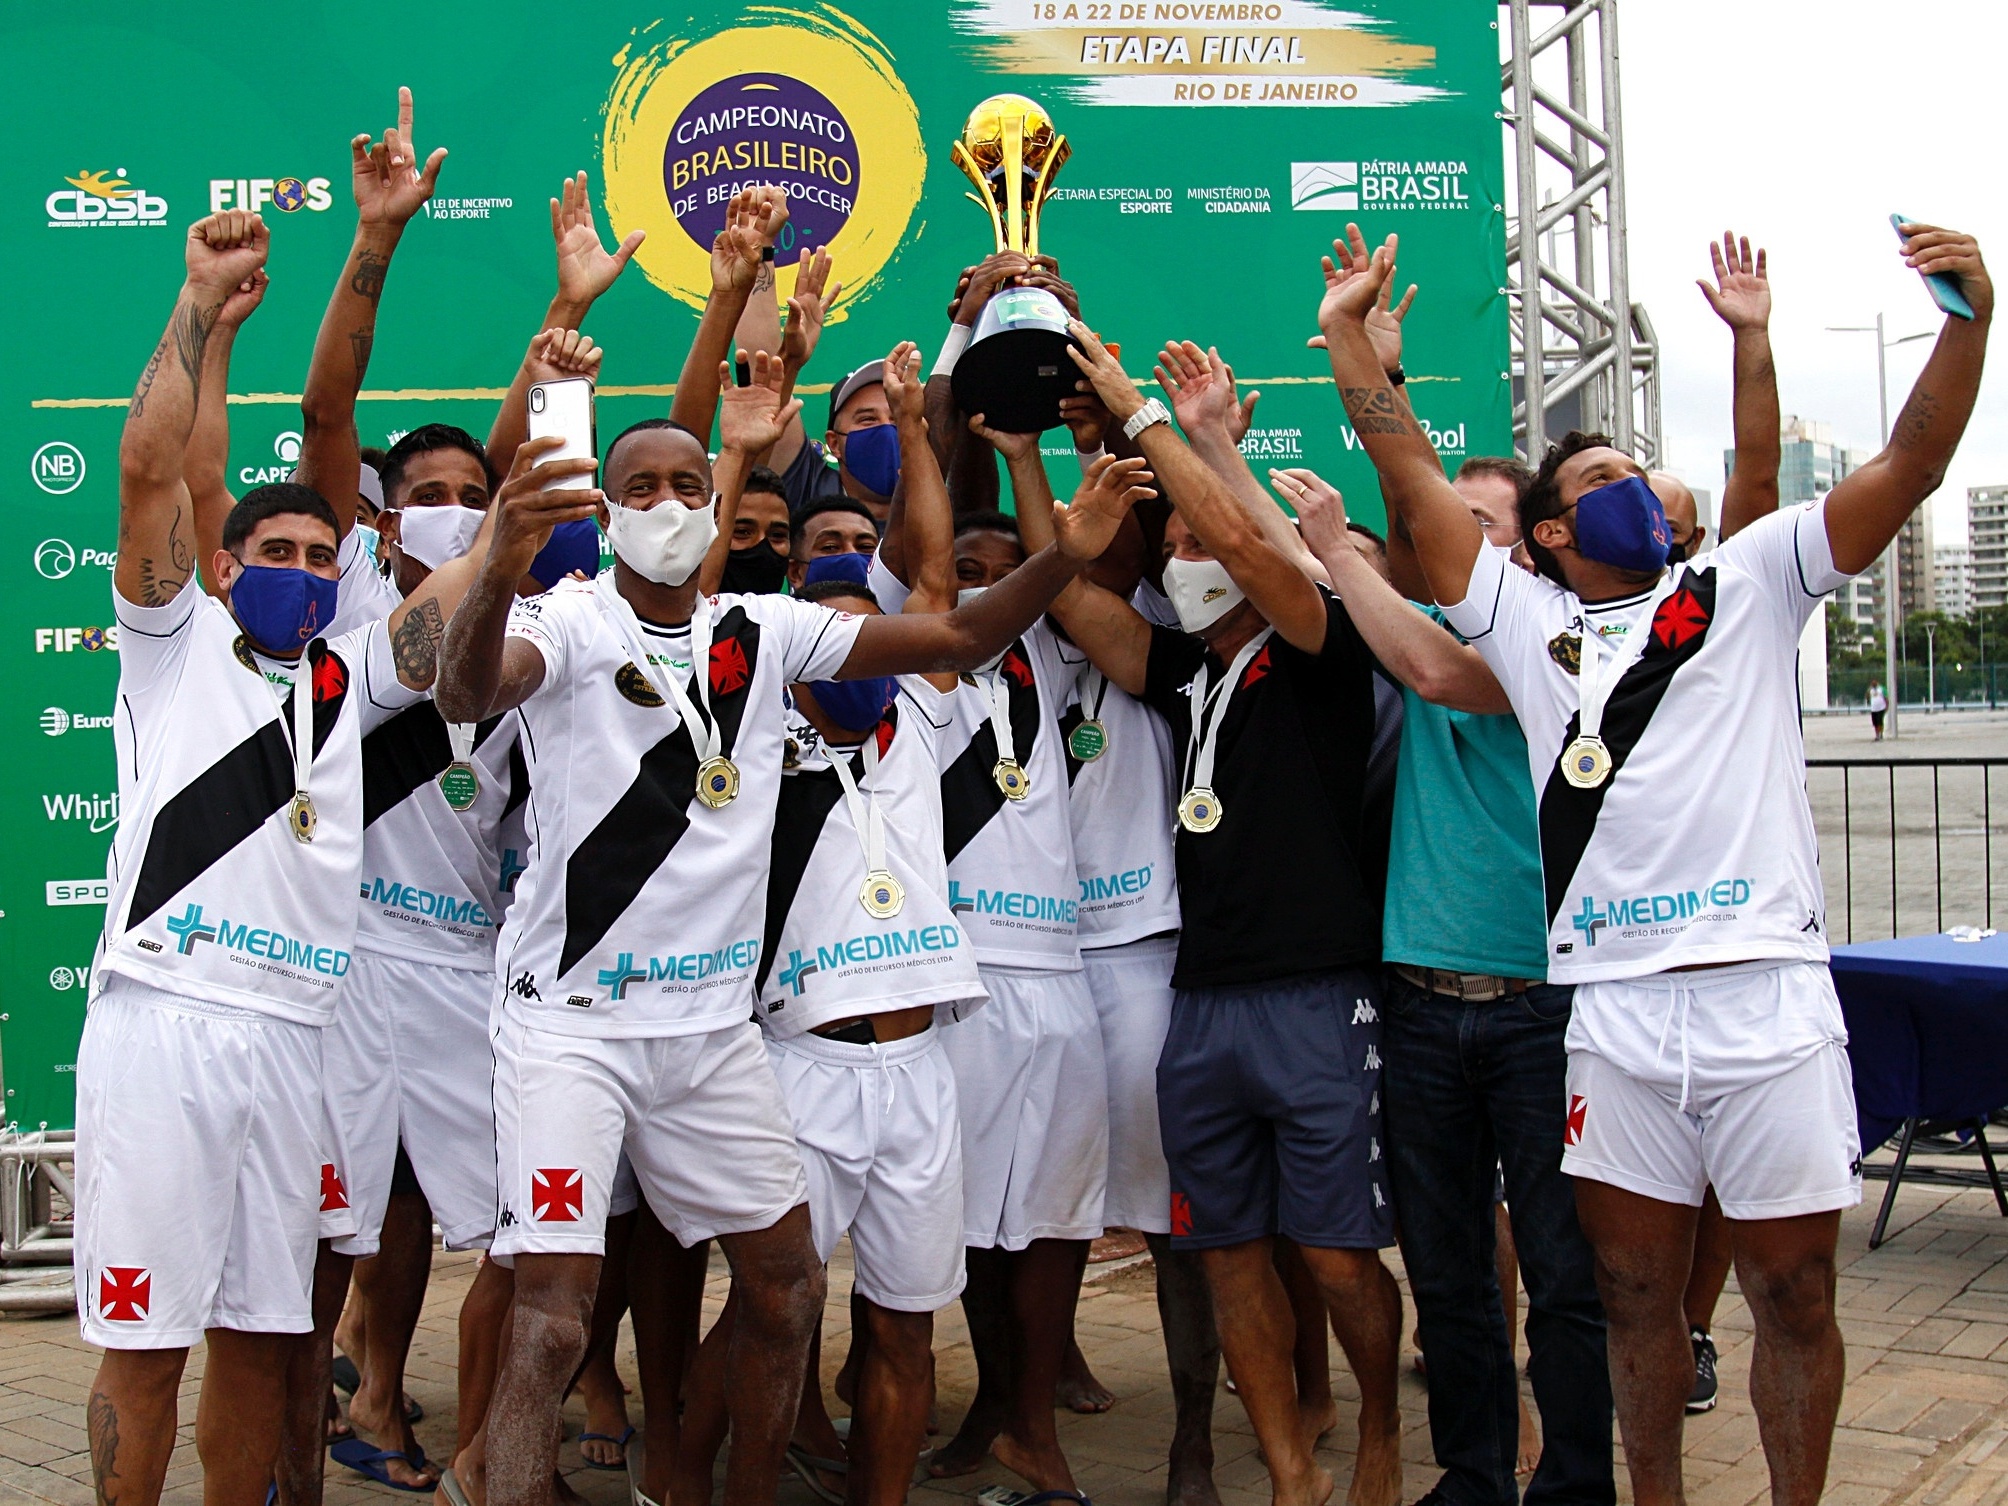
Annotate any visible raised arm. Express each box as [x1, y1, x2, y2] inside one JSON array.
[[924, 252, 1027, 502], [1015, 448, 1157, 697], [1317, 232, 1484, 607], [295, 87, 446, 538], [667, 190, 766, 441], [433, 437, 605, 719], [117, 213, 269, 610], [488, 171, 643, 478], [186, 266, 269, 596], [880, 343, 956, 620], [697, 351, 802, 595], [1068, 322, 1328, 652], [1699, 231, 1781, 540], [1825, 224, 1992, 575], [1276, 469, 1510, 714]]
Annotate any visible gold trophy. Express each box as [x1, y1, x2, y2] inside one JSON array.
[[950, 94, 1080, 433]]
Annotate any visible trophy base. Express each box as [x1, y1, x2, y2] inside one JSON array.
[[951, 285, 1080, 434]]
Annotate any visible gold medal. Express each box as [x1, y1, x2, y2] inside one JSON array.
[[289, 792, 318, 843], [1177, 786, 1223, 833], [438, 761, 480, 812], [993, 758, 1030, 801], [860, 870, 906, 919], [1561, 734, 1612, 789], [696, 757, 741, 808], [1067, 718, 1108, 762]]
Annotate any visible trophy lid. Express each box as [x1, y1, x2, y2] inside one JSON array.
[[961, 94, 1061, 172]]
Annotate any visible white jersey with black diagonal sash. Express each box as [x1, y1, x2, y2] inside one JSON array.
[[756, 678, 986, 1037], [498, 579, 864, 1037], [95, 585, 423, 1024], [1443, 500, 1848, 985]]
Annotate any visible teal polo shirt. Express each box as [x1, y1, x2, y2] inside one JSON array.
[[1382, 607, 1548, 981]]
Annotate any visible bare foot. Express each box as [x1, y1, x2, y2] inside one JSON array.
[[553, 1470, 589, 1506], [325, 1389, 353, 1445], [1057, 1340, 1115, 1414], [344, 1397, 439, 1491], [1345, 1417, 1401, 1506], [1516, 1396, 1541, 1477], [1168, 1452, 1223, 1506], [929, 1397, 1005, 1478], [991, 1429, 1078, 1493], [1300, 1397, 1339, 1448], [1274, 1462, 1336, 1506]]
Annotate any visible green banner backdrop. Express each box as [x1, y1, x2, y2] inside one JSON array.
[[0, 0, 1504, 1130]]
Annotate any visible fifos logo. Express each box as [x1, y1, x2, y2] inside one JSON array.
[[48, 169, 168, 229], [209, 177, 333, 214], [239, 431, 301, 488], [34, 626, 120, 653]]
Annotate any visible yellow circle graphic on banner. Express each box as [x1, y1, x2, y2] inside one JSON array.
[[603, 10, 924, 312]]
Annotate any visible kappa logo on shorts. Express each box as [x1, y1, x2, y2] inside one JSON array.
[[1363, 1043, 1381, 1071], [1564, 1094, 1588, 1147], [1351, 997, 1377, 1024], [100, 1266, 150, 1322], [1169, 1192, 1192, 1237], [532, 1168, 583, 1222], [320, 1163, 350, 1212]]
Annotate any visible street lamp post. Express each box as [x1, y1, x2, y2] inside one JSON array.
[[1827, 317, 1935, 738], [1926, 620, 1937, 711]]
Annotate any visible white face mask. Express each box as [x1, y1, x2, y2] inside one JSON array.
[[394, 503, 484, 571], [603, 496, 718, 586], [957, 586, 1010, 673], [1162, 556, 1245, 635]]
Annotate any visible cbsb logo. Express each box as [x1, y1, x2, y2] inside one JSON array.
[[208, 177, 333, 214], [239, 432, 301, 488], [41, 708, 114, 736], [43, 792, 119, 834], [1291, 162, 1358, 211], [1569, 879, 1753, 948], [47, 169, 168, 228], [31, 444, 85, 496]]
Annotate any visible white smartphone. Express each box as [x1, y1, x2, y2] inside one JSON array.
[[526, 376, 598, 492]]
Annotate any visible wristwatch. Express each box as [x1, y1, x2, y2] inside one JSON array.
[[1122, 397, 1171, 442], [1387, 364, 1407, 387]]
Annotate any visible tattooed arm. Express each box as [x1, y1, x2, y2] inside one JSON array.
[[1316, 229, 1485, 609], [116, 213, 270, 611], [296, 87, 446, 539], [1826, 224, 1993, 575], [185, 268, 270, 597]]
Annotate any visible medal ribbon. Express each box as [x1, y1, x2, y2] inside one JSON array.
[[826, 731, 889, 883], [261, 645, 318, 812], [446, 720, 477, 767], [594, 573, 723, 765], [1077, 663, 1110, 724], [979, 670, 1017, 769], [1575, 571, 1680, 745], [1183, 628, 1273, 795]]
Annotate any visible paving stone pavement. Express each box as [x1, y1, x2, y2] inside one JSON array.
[[11, 1171, 2008, 1505]]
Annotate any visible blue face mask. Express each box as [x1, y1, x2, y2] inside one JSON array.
[[1571, 474, 1670, 574], [808, 676, 897, 733], [526, 518, 603, 590], [840, 423, 901, 499], [230, 565, 339, 655]]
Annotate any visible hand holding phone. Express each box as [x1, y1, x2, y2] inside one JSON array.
[[1893, 214, 1975, 321], [526, 377, 598, 492]]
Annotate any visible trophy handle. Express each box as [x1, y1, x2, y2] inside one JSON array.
[[951, 140, 1008, 255], [1025, 133, 1069, 259], [1000, 113, 1026, 256]]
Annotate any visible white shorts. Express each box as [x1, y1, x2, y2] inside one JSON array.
[[490, 1017, 807, 1257], [75, 978, 324, 1347], [769, 1027, 966, 1311], [1563, 970, 1863, 1222], [1084, 936, 1176, 1234], [942, 965, 1108, 1250], [325, 950, 500, 1256]]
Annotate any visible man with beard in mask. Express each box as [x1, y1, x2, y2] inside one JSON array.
[[720, 466, 795, 595], [433, 343, 1147, 1506], [1050, 323, 1403, 1506], [78, 211, 591, 1506], [1322, 222, 1991, 1506]]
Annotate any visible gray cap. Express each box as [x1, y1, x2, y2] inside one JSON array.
[[828, 360, 886, 428]]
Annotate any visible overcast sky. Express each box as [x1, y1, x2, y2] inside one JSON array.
[[1614, 0, 2006, 545]]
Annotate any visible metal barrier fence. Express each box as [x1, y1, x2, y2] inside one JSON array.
[[0, 1129, 74, 1312], [1807, 758, 2005, 943]]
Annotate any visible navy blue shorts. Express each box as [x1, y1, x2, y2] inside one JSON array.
[[1157, 966, 1393, 1250]]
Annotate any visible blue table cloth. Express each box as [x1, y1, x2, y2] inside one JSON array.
[[1833, 932, 2008, 1152]]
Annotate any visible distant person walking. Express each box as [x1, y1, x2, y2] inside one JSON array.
[[1868, 684, 1888, 740]]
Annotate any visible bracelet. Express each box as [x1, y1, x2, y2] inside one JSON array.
[[761, 245, 776, 263], [1075, 444, 1108, 468], [1388, 364, 1406, 387], [931, 323, 972, 377]]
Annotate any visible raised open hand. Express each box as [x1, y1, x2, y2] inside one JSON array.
[[1317, 223, 1397, 335], [1268, 468, 1349, 558], [1155, 341, 1239, 439], [1220, 360, 1260, 446], [882, 342, 926, 426], [352, 86, 447, 228], [1697, 231, 1770, 331], [1065, 321, 1145, 422], [782, 247, 840, 372], [718, 350, 802, 455], [553, 171, 644, 307], [710, 190, 767, 293], [1055, 454, 1157, 561]]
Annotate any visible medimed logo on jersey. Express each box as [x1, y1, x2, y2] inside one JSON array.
[[947, 880, 1078, 926], [594, 939, 761, 1000], [35, 625, 119, 653], [44, 792, 119, 834], [1565, 878, 1753, 950], [1079, 865, 1155, 909], [165, 902, 351, 981], [47, 169, 168, 228], [361, 876, 497, 930], [47, 878, 111, 907], [776, 923, 963, 998], [208, 176, 333, 214]]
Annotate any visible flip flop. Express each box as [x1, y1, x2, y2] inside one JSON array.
[[331, 1357, 427, 1424], [976, 1490, 1094, 1506], [627, 1434, 662, 1506], [439, 1467, 475, 1506], [577, 1425, 636, 1472], [329, 1437, 438, 1493], [784, 1444, 848, 1505]]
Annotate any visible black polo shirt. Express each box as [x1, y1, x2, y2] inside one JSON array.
[[1143, 591, 1380, 989]]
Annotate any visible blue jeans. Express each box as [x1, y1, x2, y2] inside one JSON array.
[[1382, 974, 1614, 1506]]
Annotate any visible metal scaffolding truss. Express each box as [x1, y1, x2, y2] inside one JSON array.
[[1502, 0, 1661, 466]]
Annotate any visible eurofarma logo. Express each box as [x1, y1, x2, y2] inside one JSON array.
[[602, 5, 924, 310]]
